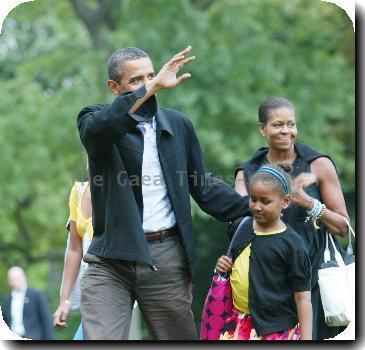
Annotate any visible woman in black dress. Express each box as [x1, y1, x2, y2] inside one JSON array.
[[234, 96, 350, 340]]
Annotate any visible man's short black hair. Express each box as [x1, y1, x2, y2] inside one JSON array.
[[107, 47, 149, 82]]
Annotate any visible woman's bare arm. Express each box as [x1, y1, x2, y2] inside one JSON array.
[[234, 170, 249, 196]]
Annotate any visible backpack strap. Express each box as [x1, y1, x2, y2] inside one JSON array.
[[227, 216, 250, 257], [75, 181, 85, 204]]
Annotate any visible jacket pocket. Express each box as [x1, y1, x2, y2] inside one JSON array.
[[162, 145, 187, 160]]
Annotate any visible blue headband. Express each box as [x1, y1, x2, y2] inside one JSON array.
[[256, 166, 289, 195]]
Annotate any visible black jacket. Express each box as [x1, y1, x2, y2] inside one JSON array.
[[77, 86, 250, 278], [2, 288, 54, 340]]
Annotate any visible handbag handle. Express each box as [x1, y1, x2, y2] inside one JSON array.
[[324, 232, 345, 268], [344, 218, 355, 255], [227, 216, 250, 257], [324, 217, 355, 263]]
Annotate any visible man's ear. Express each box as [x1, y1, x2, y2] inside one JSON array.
[[107, 80, 120, 95], [282, 194, 291, 210]]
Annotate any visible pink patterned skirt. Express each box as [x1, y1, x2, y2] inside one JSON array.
[[219, 307, 301, 340]]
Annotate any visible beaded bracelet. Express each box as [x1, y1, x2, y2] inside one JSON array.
[[307, 198, 322, 218], [317, 203, 326, 219], [305, 199, 326, 230]]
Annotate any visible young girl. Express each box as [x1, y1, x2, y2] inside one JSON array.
[[216, 165, 312, 340]]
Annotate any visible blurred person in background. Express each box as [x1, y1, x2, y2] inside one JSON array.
[[53, 180, 91, 340], [234, 96, 350, 339], [53, 175, 141, 340], [2, 266, 54, 340]]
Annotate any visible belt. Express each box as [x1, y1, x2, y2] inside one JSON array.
[[145, 226, 178, 242]]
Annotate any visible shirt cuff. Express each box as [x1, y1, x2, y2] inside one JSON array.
[[112, 85, 157, 123], [122, 85, 147, 101]]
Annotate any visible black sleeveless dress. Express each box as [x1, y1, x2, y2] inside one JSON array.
[[235, 142, 344, 340]]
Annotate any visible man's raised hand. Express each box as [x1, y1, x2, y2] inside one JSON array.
[[151, 45, 196, 91]]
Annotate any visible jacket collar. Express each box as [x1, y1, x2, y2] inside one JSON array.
[[156, 108, 174, 136]]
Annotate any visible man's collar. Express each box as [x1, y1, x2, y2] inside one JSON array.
[[137, 116, 156, 131], [156, 108, 174, 136], [11, 287, 27, 297], [142, 116, 157, 130]]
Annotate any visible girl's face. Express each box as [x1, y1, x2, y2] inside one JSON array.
[[249, 180, 290, 229], [259, 107, 297, 151]]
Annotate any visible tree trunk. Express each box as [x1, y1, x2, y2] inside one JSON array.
[[69, 0, 122, 49]]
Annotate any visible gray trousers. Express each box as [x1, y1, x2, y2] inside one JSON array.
[[80, 235, 197, 340]]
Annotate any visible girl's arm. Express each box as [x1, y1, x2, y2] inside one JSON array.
[[215, 255, 233, 274], [294, 291, 312, 340], [53, 221, 83, 328]]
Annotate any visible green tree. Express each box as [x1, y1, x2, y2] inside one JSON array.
[[0, 0, 354, 339]]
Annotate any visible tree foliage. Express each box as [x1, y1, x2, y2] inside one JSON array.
[[0, 0, 354, 339]]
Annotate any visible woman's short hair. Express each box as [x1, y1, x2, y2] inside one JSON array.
[[258, 96, 295, 123]]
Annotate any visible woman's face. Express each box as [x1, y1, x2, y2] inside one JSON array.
[[259, 107, 297, 151]]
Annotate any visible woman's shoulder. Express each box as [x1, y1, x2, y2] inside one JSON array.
[[295, 143, 338, 176], [295, 142, 331, 163], [235, 147, 269, 175]]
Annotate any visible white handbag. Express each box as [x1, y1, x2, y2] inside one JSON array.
[[60, 182, 90, 311], [318, 220, 355, 327]]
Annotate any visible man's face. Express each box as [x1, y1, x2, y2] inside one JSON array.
[[109, 57, 155, 95], [7, 268, 27, 291]]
